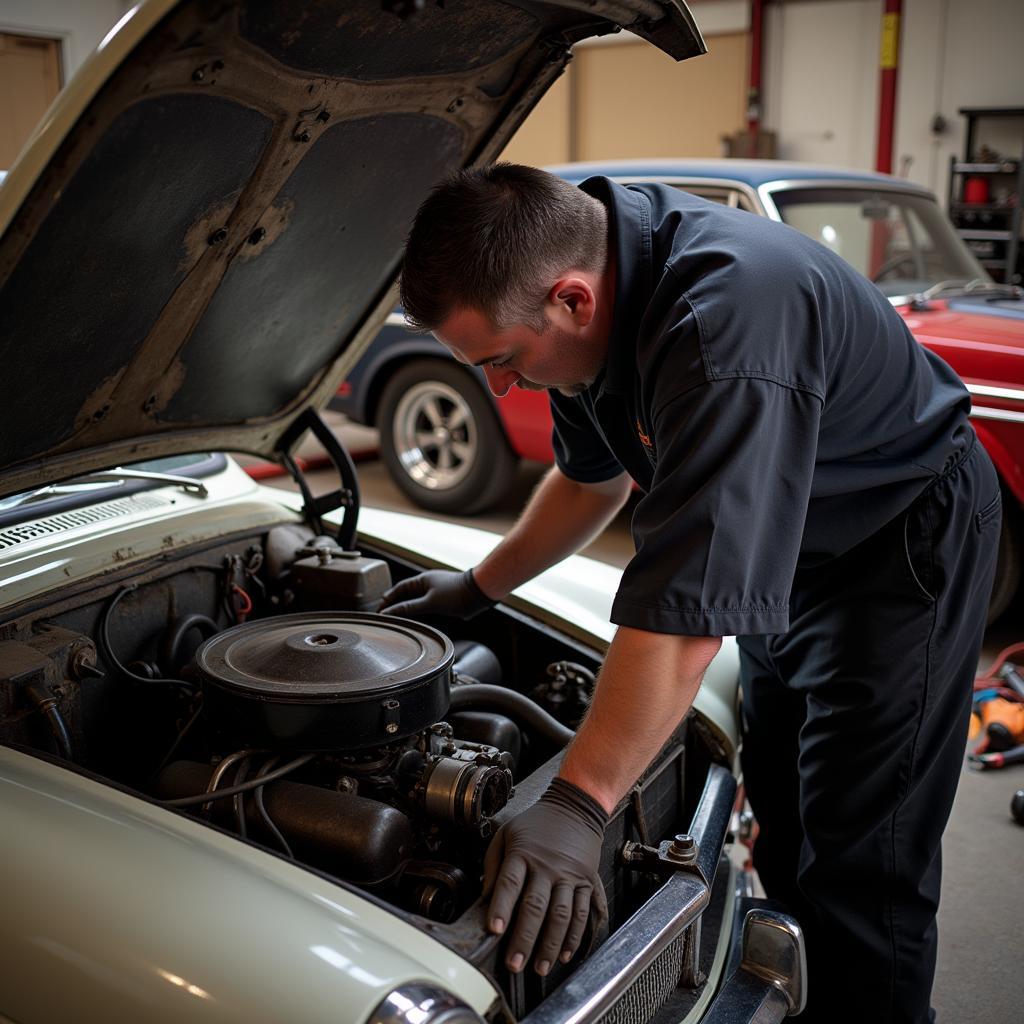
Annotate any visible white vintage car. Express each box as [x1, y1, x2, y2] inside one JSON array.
[[0, 2, 804, 1022]]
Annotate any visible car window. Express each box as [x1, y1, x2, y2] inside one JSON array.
[[673, 184, 757, 213], [770, 187, 988, 296]]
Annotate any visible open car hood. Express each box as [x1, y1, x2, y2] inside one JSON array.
[[0, 0, 704, 500]]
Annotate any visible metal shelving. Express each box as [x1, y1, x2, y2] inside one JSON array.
[[947, 107, 1024, 284]]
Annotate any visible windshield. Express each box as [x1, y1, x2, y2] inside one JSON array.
[[769, 187, 989, 297]]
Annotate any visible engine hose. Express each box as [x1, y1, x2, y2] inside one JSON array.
[[26, 684, 73, 761], [448, 683, 574, 748], [165, 613, 220, 672]]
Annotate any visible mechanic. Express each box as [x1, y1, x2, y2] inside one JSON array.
[[380, 164, 1000, 1023]]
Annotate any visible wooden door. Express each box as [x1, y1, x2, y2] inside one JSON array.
[[0, 32, 62, 169]]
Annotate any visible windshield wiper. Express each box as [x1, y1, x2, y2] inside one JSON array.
[[0, 468, 208, 513], [82, 468, 209, 496], [910, 278, 1022, 310]]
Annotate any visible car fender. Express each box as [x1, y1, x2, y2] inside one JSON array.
[[971, 418, 1024, 507], [0, 746, 498, 1024]]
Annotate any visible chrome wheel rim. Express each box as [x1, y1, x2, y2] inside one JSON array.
[[392, 380, 478, 491]]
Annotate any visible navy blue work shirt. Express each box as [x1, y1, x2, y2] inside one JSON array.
[[550, 177, 972, 636]]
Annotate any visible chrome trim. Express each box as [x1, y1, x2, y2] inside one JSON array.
[[968, 383, 1024, 404], [519, 764, 736, 1024], [690, 764, 736, 886], [740, 910, 807, 1014], [605, 175, 765, 214], [970, 406, 1024, 424], [702, 906, 807, 1023], [757, 177, 935, 223], [367, 983, 484, 1024], [701, 968, 792, 1023]]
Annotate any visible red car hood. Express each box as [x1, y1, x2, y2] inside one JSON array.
[[898, 300, 1024, 387]]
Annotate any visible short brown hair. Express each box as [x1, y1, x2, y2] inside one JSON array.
[[400, 163, 607, 332]]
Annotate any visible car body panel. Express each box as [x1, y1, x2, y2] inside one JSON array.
[[0, 0, 705, 501], [544, 158, 932, 193], [0, 459, 295, 608], [0, 744, 498, 1024]]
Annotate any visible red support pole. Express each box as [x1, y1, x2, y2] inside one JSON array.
[[747, 0, 765, 157], [875, 0, 902, 174]]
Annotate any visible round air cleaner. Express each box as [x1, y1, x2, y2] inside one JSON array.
[[195, 612, 454, 750]]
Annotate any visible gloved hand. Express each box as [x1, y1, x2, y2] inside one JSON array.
[[483, 777, 609, 976], [380, 568, 496, 620]]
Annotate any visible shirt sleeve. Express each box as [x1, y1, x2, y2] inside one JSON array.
[[549, 390, 624, 484], [611, 377, 822, 636]]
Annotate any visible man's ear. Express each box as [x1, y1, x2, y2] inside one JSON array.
[[549, 277, 596, 325]]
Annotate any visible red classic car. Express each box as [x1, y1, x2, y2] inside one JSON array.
[[332, 160, 1024, 618]]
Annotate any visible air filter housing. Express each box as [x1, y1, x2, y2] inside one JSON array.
[[196, 612, 454, 750]]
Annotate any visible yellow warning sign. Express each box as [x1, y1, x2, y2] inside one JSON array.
[[880, 13, 899, 69]]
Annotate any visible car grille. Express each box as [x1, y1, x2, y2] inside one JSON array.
[[596, 931, 688, 1024]]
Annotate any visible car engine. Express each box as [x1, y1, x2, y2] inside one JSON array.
[[0, 520, 726, 1017], [0, 524, 607, 919]]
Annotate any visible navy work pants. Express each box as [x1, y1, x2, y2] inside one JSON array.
[[738, 438, 1000, 1023]]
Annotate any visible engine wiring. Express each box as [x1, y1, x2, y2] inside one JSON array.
[[162, 753, 315, 807], [151, 699, 205, 781], [253, 755, 295, 858], [99, 585, 197, 696]]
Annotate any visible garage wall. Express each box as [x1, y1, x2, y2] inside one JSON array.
[[502, 0, 752, 167], [762, 0, 881, 170], [762, 0, 1024, 200], [898, 0, 1024, 200], [0, 0, 130, 78]]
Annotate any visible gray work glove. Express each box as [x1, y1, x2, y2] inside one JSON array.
[[380, 568, 496, 620], [483, 777, 609, 976]]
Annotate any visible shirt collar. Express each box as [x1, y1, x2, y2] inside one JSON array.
[[577, 176, 653, 397]]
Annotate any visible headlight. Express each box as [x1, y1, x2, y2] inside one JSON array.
[[367, 983, 485, 1024]]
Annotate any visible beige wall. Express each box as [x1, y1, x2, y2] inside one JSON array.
[[500, 72, 572, 167], [0, 32, 61, 167], [501, 31, 749, 168], [575, 33, 747, 160]]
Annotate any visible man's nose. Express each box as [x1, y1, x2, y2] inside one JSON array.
[[481, 365, 518, 397]]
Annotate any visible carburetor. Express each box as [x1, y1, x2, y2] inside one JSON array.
[[404, 722, 514, 835]]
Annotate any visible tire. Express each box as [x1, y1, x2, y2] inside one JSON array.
[[377, 359, 518, 515], [987, 500, 1021, 625]]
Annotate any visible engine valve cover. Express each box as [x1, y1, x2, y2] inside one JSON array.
[[196, 612, 453, 749]]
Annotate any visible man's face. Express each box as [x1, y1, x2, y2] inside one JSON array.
[[433, 278, 609, 399]]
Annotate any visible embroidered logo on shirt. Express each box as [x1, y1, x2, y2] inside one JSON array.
[[636, 419, 656, 462]]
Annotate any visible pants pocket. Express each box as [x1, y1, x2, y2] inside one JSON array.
[[976, 491, 1001, 532], [903, 505, 935, 603]]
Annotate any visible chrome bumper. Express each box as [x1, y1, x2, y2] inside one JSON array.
[[517, 764, 805, 1024], [701, 903, 806, 1022]]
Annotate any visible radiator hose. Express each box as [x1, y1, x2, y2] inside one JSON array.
[[449, 682, 574, 748]]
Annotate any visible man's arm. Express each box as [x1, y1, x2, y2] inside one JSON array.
[[560, 627, 723, 811], [381, 466, 631, 615], [474, 466, 633, 599], [483, 626, 722, 975]]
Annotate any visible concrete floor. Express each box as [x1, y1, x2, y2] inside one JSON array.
[[261, 417, 1021, 1019]]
